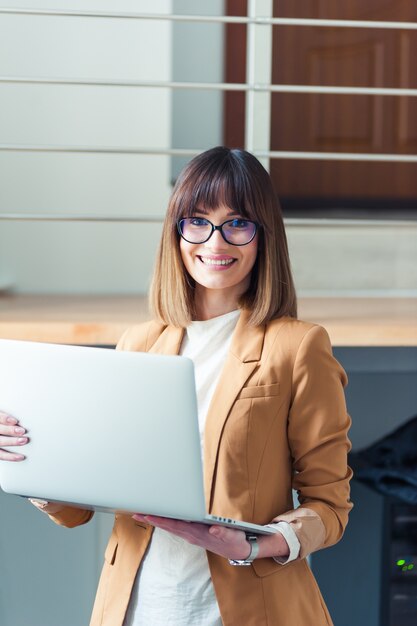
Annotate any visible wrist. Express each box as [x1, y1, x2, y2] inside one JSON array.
[[257, 532, 290, 560], [229, 533, 259, 566]]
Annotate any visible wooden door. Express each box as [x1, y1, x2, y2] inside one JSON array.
[[224, 0, 417, 214]]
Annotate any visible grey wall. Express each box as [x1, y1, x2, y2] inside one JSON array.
[[0, 490, 112, 626], [312, 346, 417, 626], [337, 347, 417, 451]]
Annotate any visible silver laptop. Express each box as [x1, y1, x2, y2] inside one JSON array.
[[0, 339, 275, 536]]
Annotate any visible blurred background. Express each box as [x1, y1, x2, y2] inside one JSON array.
[[0, 1, 416, 625]]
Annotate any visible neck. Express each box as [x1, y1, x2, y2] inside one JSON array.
[[193, 287, 240, 321]]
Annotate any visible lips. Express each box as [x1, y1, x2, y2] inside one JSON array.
[[198, 256, 236, 266]]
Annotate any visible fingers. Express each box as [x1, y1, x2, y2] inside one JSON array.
[[208, 525, 242, 541], [131, 516, 250, 559], [0, 434, 29, 447], [0, 448, 26, 461], [137, 515, 189, 531], [0, 411, 28, 461], [134, 515, 203, 542], [209, 525, 226, 539], [0, 412, 27, 436], [29, 499, 64, 515], [0, 411, 18, 426]]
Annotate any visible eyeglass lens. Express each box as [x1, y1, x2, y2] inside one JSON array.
[[178, 218, 257, 245]]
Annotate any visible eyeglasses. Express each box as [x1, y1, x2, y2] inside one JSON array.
[[177, 217, 259, 246]]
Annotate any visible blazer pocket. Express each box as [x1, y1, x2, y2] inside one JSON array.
[[104, 533, 118, 565], [238, 382, 280, 399], [252, 555, 297, 578]]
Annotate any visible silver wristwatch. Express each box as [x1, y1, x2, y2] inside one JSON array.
[[228, 533, 259, 566]]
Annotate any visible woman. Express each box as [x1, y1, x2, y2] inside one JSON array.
[[0, 147, 352, 626]]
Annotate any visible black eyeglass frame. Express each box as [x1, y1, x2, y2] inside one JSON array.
[[177, 217, 259, 246]]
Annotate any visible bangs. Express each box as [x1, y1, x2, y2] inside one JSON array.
[[174, 154, 259, 221]]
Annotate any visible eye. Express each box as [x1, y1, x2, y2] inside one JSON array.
[[189, 217, 209, 227], [228, 218, 250, 229]]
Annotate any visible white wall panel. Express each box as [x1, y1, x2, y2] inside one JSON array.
[[287, 223, 417, 296], [0, 0, 172, 293]]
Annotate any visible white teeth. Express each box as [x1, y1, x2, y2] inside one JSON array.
[[200, 257, 234, 266]]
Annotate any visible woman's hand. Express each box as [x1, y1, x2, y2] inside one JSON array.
[[0, 411, 29, 461], [132, 514, 290, 561], [133, 513, 252, 560], [28, 498, 64, 515], [0, 412, 63, 514]]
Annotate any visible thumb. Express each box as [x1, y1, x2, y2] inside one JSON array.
[[209, 525, 223, 538]]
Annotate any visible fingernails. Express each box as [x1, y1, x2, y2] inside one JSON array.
[[14, 427, 25, 434], [210, 527, 221, 536], [7, 416, 17, 424], [17, 437, 28, 444]]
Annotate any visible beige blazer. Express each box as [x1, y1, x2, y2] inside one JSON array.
[[49, 312, 353, 626]]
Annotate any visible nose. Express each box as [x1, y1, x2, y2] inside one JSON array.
[[206, 227, 228, 249]]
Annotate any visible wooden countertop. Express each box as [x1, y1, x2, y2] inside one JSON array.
[[0, 294, 416, 347]]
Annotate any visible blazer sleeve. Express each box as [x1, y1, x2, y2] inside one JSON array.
[[46, 507, 94, 528], [271, 324, 353, 560]]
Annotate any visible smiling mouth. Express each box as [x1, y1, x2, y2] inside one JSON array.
[[198, 256, 236, 266]]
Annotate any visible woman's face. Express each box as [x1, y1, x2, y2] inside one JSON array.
[[179, 205, 258, 303]]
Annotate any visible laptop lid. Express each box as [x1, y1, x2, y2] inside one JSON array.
[[0, 339, 208, 520]]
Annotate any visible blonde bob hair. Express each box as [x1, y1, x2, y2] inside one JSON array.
[[150, 146, 297, 327]]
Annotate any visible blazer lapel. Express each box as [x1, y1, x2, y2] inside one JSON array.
[[203, 310, 265, 511], [148, 325, 185, 356]]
